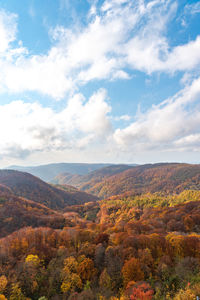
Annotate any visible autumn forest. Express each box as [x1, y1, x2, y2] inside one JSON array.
[[1, 163, 200, 300]]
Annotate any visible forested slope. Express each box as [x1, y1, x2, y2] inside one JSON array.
[[85, 163, 200, 198], [0, 170, 98, 209]]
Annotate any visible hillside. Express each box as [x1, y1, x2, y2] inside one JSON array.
[[1, 190, 200, 299], [0, 170, 98, 209], [52, 172, 83, 186], [53, 184, 99, 203], [0, 186, 66, 237], [52, 164, 134, 188], [82, 163, 200, 198], [1, 163, 200, 299], [8, 162, 111, 181]]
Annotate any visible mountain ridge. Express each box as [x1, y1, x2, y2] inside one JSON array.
[[77, 163, 200, 198], [7, 162, 113, 181]]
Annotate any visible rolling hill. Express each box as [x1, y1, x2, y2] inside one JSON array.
[[52, 164, 134, 188], [0, 170, 98, 209], [77, 163, 200, 198], [0, 186, 66, 237]]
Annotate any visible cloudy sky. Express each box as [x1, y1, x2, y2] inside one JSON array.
[[0, 0, 200, 167]]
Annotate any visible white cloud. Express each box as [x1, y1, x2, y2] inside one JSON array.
[[114, 76, 200, 152], [0, 1, 200, 99], [175, 134, 200, 151], [185, 2, 200, 15], [0, 89, 112, 158], [0, 10, 17, 53], [166, 36, 200, 72], [114, 114, 131, 121]]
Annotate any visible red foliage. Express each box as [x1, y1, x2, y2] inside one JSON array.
[[129, 282, 154, 300]]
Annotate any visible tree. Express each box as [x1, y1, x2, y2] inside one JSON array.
[[129, 282, 154, 300], [77, 256, 97, 282], [99, 269, 112, 290], [61, 256, 82, 294], [61, 273, 82, 293], [122, 258, 144, 287], [9, 283, 26, 300], [25, 254, 40, 266], [0, 276, 7, 294]]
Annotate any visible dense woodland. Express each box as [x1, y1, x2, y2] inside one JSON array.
[[1, 163, 200, 299], [52, 163, 200, 198]]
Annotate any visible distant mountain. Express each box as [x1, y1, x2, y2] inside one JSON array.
[[0, 170, 98, 209], [52, 164, 135, 188], [7, 163, 112, 181], [79, 163, 200, 198]]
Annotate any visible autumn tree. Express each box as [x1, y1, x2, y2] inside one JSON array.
[[122, 258, 144, 287], [129, 282, 154, 300], [99, 269, 112, 290], [0, 276, 7, 294], [77, 256, 97, 282], [9, 283, 26, 300], [61, 256, 82, 294]]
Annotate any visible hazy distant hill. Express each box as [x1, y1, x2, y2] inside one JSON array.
[[7, 163, 111, 181], [0, 170, 98, 209], [52, 172, 83, 186], [52, 164, 134, 187], [79, 163, 200, 198]]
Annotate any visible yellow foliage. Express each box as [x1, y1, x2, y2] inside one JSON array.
[[166, 233, 185, 257], [61, 273, 82, 293], [9, 283, 25, 300], [0, 295, 7, 300], [63, 256, 78, 273], [192, 283, 200, 295], [0, 276, 7, 293], [173, 288, 195, 299], [25, 254, 40, 266], [61, 281, 71, 293], [119, 296, 129, 300]]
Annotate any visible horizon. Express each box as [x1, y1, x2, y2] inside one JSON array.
[[3, 160, 200, 170], [0, 0, 200, 167]]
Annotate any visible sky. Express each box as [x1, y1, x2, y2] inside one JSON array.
[[0, 0, 200, 167]]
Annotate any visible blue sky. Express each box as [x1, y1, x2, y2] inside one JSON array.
[[0, 0, 200, 167]]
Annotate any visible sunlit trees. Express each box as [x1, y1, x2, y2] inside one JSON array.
[[61, 256, 82, 294]]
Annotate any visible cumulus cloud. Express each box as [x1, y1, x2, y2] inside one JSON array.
[[114, 77, 200, 152], [0, 89, 112, 158], [0, 1, 200, 99]]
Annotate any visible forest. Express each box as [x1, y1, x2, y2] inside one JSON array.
[[0, 163, 200, 299]]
